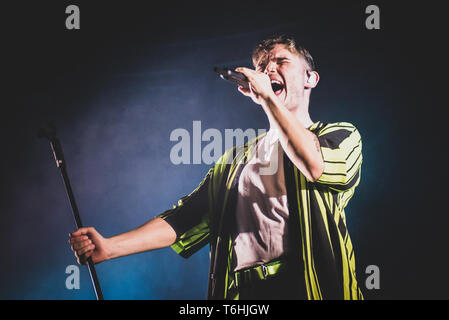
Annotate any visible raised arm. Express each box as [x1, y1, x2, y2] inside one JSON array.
[[235, 66, 324, 182]]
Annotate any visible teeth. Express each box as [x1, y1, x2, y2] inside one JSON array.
[[271, 79, 284, 93]]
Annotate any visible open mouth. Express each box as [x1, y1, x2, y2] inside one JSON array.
[[271, 80, 285, 96]]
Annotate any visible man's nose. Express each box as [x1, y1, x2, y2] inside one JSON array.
[[264, 62, 277, 74]]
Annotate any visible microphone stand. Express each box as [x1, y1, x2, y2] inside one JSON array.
[[39, 124, 104, 300]]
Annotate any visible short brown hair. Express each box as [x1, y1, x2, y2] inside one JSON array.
[[252, 35, 316, 71]]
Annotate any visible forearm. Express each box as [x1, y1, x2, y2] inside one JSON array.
[[262, 95, 324, 181], [107, 217, 177, 260]]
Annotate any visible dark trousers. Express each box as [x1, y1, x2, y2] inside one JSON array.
[[238, 266, 307, 300]]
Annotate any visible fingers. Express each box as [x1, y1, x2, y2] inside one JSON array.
[[69, 227, 99, 248], [74, 243, 96, 265], [235, 69, 254, 96], [235, 67, 256, 80], [76, 251, 92, 265], [69, 234, 87, 244], [70, 226, 94, 237], [69, 227, 97, 265], [77, 243, 95, 256], [70, 238, 92, 250], [235, 67, 271, 104], [80, 250, 94, 265], [238, 85, 252, 96]]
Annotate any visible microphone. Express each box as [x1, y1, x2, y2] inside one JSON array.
[[214, 67, 249, 90]]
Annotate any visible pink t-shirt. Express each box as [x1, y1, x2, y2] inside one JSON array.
[[232, 129, 290, 272]]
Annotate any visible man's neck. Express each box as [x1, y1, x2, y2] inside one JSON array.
[[292, 106, 314, 128]]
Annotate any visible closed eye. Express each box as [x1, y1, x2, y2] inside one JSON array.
[[257, 58, 289, 72], [256, 65, 266, 72], [276, 58, 289, 65]]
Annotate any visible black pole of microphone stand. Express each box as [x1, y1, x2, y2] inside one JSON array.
[[42, 130, 104, 300]]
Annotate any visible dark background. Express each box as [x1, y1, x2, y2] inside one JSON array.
[[1, 1, 447, 299]]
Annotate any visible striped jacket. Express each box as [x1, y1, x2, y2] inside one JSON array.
[[158, 121, 363, 300]]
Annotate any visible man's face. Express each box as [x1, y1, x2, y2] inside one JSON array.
[[255, 44, 310, 110]]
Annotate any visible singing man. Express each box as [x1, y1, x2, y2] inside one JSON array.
[[69, 35, 364, 300]]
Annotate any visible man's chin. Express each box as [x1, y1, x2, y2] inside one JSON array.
[[274, 90, 287, 103]]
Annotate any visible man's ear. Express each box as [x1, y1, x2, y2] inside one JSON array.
[[305, 71, 320, 89]]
